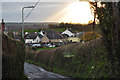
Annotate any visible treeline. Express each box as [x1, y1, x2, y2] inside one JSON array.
[[48, 22, 97, 32]]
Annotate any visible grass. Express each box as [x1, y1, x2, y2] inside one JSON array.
[[24, 29, 39, 33], [54, 28, 66, 32], [21, 74, 28, 80], [36, 47, 57, 51]]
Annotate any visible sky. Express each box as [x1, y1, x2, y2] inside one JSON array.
[[1, 0, 94, 24]]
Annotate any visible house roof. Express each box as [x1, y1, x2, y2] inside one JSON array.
[[47, 34, 63, 39], [30, 32, 35, 34], [62, 29, 74, 37], [68, 28, 75, 33], [45, 31, 57, 34], [25, 33, 43, 39], [61, 34, 69, 38], [25, 33, 38, 39], [39, 31, 44, 36], [38, 34, 43, 38], [14, 35, 21, 39]]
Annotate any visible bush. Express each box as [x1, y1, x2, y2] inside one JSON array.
[[2, 34, 26, 79]]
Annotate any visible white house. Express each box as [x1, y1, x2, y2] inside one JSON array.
[[25, 33, 43, 43], [62, 28, 75, 37]]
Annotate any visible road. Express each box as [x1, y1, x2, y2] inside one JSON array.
[[24, 62, 70, 80]]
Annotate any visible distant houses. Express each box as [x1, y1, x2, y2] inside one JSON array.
[[1, 19, 84, 47], [25, 33, 43, 43], [12, 28, 84, 47]]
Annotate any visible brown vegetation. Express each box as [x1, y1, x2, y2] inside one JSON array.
[[2, 34, 26, 79], [26, 38, 119, 78]]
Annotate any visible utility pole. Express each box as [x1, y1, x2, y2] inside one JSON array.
[[21, 6, 34, 39]]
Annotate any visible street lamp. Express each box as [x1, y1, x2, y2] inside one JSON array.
[[22, 6, 34, 39]]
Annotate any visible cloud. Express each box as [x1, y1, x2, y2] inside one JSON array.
[[2, 0, 78, 2], [2, 2, 71, 22]]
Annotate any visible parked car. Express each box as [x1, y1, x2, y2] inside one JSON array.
[[42, 44, 47, 48], [32, 44, 41, 48], [47, 44, 56, 47]]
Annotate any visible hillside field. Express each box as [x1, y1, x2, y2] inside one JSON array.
[[26, 38, 119, 78]]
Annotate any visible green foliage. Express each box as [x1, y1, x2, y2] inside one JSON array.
[[90, 2, 120, 76], [21, 74, 28, 80], [26, 39, 119, 78], [36, 47, 56, 51]]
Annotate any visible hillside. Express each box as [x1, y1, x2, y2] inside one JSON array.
[[26, 38, 119, 78]]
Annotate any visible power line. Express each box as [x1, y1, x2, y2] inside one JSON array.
[[24, 0, 40, 21]]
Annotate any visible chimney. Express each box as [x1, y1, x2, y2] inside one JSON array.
[[44, 32, 47, 36], [1, 19, 5, 32]]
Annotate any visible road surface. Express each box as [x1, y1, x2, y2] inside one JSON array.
[[24, 62, 70, 80]]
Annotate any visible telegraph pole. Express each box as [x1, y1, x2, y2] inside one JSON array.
[[21, 6, 34, 39]]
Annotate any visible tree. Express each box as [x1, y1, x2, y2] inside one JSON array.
[[48, 24, 53, 29], [90, 2, 120, 77]]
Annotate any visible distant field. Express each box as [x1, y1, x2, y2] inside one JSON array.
[[24, 29, 39, 32], [24, 28, 66, 32], [45, 28, 66, 32]]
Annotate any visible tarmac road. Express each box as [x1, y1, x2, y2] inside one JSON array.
[[24, 62, 70, 80]]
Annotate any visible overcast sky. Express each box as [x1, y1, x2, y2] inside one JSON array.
[[2, 0, 80, 22]]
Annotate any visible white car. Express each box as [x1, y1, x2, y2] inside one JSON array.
[[52, 45, 56, 47], [32, 44, 41, 47], [47, 44, 55, 47]]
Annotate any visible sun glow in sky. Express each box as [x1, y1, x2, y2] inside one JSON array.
[[48, 1, 94, 24], [61, 2, 94, 24], [2, 1, 94, 24]]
